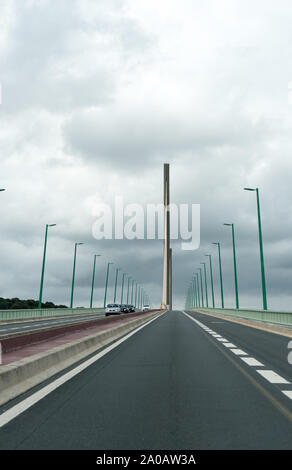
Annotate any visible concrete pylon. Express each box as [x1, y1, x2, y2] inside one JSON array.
[[161, 163, 171, 310]]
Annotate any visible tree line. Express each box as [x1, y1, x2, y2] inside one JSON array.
[[0, 297, 68, 310]]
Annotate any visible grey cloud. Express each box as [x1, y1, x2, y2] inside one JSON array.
[[2, 0, 292, 310], [63, 105, 270, 169]]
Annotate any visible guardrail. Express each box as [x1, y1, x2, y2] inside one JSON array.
[[193, 307, 292, 327], [0, 307, 105, 322]]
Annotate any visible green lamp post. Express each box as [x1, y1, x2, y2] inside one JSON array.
[[70, 242, 84, 308], [244, 187, 267, 310], [90, 254, 101, 308], [205, 254, 215, 308], [224, 223, 239, 309], [212, 242, 224, 308], [38, 223, 56, 309], [104, 262, 113, 308]]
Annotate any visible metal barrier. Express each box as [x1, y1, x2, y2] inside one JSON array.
[[0, 307, 105, 322], [193, 307, 292, 327]]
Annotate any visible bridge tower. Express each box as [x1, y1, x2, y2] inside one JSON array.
[[161, 163, 172, 310]]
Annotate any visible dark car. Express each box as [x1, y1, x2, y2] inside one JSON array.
[[120, 304, 130, 313], [128, 305, 135, 312]]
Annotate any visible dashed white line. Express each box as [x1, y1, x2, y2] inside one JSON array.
[[183, 311, 291, 397], [256, 370, 290, 384], [240, 357, 264, 367], [230, 349, 248, 356]]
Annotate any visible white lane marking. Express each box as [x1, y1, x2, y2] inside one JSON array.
[[184, 311, 292, 398], [240, 357, 264, 367], [230, 349, 248, 356], [0, 312, 165, 428], [256, 370, 290, 384], [216, 338, 228, 342]]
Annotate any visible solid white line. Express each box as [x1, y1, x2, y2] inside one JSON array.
[[256, 370, 290, 384], [240, 357, 264, 367], [0, 312, 165, 428], [282, 391, 292, 400]]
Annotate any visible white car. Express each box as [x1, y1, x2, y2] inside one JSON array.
[[142, 304, 150, 311], [105, 304, 121, 316]]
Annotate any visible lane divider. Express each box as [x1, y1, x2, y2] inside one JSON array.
[[182, 311, 292, 401]]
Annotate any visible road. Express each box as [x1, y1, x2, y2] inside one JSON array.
[[0, 310, 291, 449], [0, 313, 105, 337]]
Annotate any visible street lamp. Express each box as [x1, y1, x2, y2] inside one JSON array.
[[205, 254, 215, 308], [224, 223, 239, 309], [90, 254, 101, 308], [194, 276, 199, 308], [198, 267, 204, 308], [113, 267, 121, 303], [104, 262, 113, 308], [192, 277, 197, 308], [70, 242, 84, 308], [200, 262, 209, 307], [244, 187, 267, 310], [38, 224, 56, 309], [126, 276, 132, 304], [195, 273, 200, 307], [121, 273, 127, 304], [131, 279, 135, 304], [212, 242, 224, 308], [134, 282, 138, 307]]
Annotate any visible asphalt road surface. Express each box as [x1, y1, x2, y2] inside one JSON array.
[[0, 310, 291, 449], [0, 313, 106, 337]]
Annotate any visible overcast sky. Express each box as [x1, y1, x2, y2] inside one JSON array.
[[1, 0, 292, 310]]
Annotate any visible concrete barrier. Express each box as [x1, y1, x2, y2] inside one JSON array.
[[0, 310, 163, 406], [193, 309, 292, 338], [192, 307, 292, 327]]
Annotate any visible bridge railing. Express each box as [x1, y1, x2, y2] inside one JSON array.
[[193, 307, 292, 327], [0, 307, 105, 322]]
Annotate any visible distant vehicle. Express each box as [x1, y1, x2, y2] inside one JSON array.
[[120, 304, 130, 313], [142, 305, 150, 311], [105, 304, 121, 316], [128, 305, 135, 312]]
